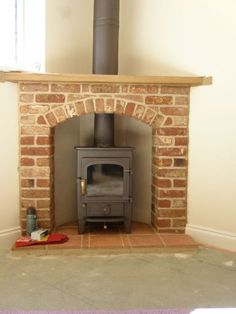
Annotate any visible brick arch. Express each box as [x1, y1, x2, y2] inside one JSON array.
[[38, 96, 159, 129], [19, 82, 190, 234]]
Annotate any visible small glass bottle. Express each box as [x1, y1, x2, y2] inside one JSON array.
[[26, 207, 36, 236]]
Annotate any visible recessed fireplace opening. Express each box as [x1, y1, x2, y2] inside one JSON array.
[[54, 113, 152, 230]]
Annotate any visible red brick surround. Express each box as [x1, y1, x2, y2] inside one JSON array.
[[19, 82, 190, 233]]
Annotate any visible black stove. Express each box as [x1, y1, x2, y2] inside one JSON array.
[[75, 146, 133, 233]]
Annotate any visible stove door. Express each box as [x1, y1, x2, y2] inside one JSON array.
[[81, 158, 130, 199]]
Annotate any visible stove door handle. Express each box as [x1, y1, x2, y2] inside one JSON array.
[[80, 178, 86, 196]]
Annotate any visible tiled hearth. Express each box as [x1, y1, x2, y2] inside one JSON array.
[[12, 221, 199, 253]]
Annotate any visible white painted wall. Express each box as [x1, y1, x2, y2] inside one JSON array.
[[1, 0, 235, 250], [0, 83, 20, 247], [45, 0, 93, 73]]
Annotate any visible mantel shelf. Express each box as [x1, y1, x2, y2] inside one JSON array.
[[0, 71, 212, 86]]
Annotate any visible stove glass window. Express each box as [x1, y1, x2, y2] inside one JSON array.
[[87, 164, 123, 196]]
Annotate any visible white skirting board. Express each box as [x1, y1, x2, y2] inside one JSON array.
[[0, 227, 21, 249], [186, 224, 236, 252]]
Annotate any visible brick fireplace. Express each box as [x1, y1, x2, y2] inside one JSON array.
[[2, 72, 211, 234]]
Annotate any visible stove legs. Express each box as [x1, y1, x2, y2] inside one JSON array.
[[124, 219, 131, 233], [78, 219, 85, 234], [78, 219, 131, 234]]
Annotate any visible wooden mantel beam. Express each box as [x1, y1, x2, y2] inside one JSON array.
[[0, 71, 212, 86]]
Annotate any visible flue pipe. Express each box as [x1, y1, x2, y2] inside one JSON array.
[[93, 0, 119, 147]]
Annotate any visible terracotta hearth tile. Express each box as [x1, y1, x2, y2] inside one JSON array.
[[89, 229, 121, 235], [81, 235, 89, 248], [55, 227, 78, 235], [89, 235, 124, 248], [121, 235, 131, 248], [129, 222, 156, 234], [160, 234, 199, 248], [128, 234, 163, 248], [13, 221, 199, 253], [47, 235, 82, 250]]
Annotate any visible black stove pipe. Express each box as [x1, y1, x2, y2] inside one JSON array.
[[93, 0, 119, 147], [93, 0, 119, 74]]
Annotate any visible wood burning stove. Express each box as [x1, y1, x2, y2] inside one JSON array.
[[75, 0, 134, 233], [75, 146, 133, 233]]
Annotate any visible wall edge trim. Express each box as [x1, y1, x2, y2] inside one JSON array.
[[186, 224, 236, 252], [0, 226, 21, 237], [0, 226, 21, 249]]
